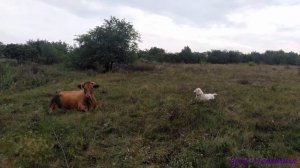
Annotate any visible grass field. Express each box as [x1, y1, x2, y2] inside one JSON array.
[[0, 62, 299, 167]]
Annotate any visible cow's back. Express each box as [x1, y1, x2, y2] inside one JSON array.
[[58, 90, 85, 109]]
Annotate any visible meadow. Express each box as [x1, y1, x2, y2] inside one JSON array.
[[0, 61, 299, 167]]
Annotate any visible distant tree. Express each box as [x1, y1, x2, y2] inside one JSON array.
[[207, 50, 246, 64], [2, 44, 38, 63], [148, 47, 166, 56], [247, 51, 261, 63], [27, 40, 68, 64], [159, 53, 174, 63], [207, 50, 227, 63], [51, 41, 69, 55], [139, 46, 300, 65], [180, 46, 192, 54], [193, 52, 207, 63], [179, 46, 193, 63], [228, 50, 242, 63], [39, 43, 61, 64], [139, 46, 208, 64], [71, 16, 140, 72], [205, 49, 300, 65], [285, 52, 300, 65], [0, 42, 5, 57], [140, 47, 166, 62]]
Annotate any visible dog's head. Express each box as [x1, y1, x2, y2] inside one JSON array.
[[193, 88, 204, 95]]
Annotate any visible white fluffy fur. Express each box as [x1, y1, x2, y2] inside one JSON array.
[[193, 88, 217, 101]]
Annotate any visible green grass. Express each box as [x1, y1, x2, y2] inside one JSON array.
[[0, 62, 299, 167]]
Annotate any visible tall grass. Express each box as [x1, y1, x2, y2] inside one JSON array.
[[0, 61, 50, 91]]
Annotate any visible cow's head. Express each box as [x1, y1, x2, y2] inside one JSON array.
[[78, 81, 99, 99]]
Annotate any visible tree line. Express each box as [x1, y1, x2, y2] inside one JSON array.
[[139, 46, 300, 65], [1, 16, 299, 72], [0, 40, 69, 64]]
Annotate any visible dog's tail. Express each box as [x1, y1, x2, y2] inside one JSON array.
[[212, 93, 218, 96]]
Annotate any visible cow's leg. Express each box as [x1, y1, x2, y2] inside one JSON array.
[[48, 103, 56, 113], [49, 95, 60, 113], [78, 104, 88, 112], [93, 103, 97, 109], [91, 96, 98, 109]]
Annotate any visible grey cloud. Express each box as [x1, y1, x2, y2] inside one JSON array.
[[38, 0, 299, 28], [3, 0, 299, 52], [97, 0, 282, 27], [38, 0, 270, 27], [38, 0, 111, 18], [102, 0, 244, 26]]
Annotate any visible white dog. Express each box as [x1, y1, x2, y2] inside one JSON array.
[[193, 88, 217, 102]]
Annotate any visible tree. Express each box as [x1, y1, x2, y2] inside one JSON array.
[[27, 40, 69, 64], [0, 42, 5, 57], [207, 50, 227, 63], [179, 46, 194, 63], [72, 16, 140, 72], [285, 52, 300, 65], [143, 47, 166, 62], [228, 50, 242, 63], [247, 51, 261, 63], [2, 44, 38, 63], [193, 52, 207, 63], [148, 47, 165, 56]]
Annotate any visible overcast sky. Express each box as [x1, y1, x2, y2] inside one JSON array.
[[1, 0, 300, 53]]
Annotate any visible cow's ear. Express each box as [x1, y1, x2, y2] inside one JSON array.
[[93, 84, 99, 88], [77, 84, 83, 89]]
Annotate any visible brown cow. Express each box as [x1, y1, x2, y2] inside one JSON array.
[[49, 81, 99, 112]]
